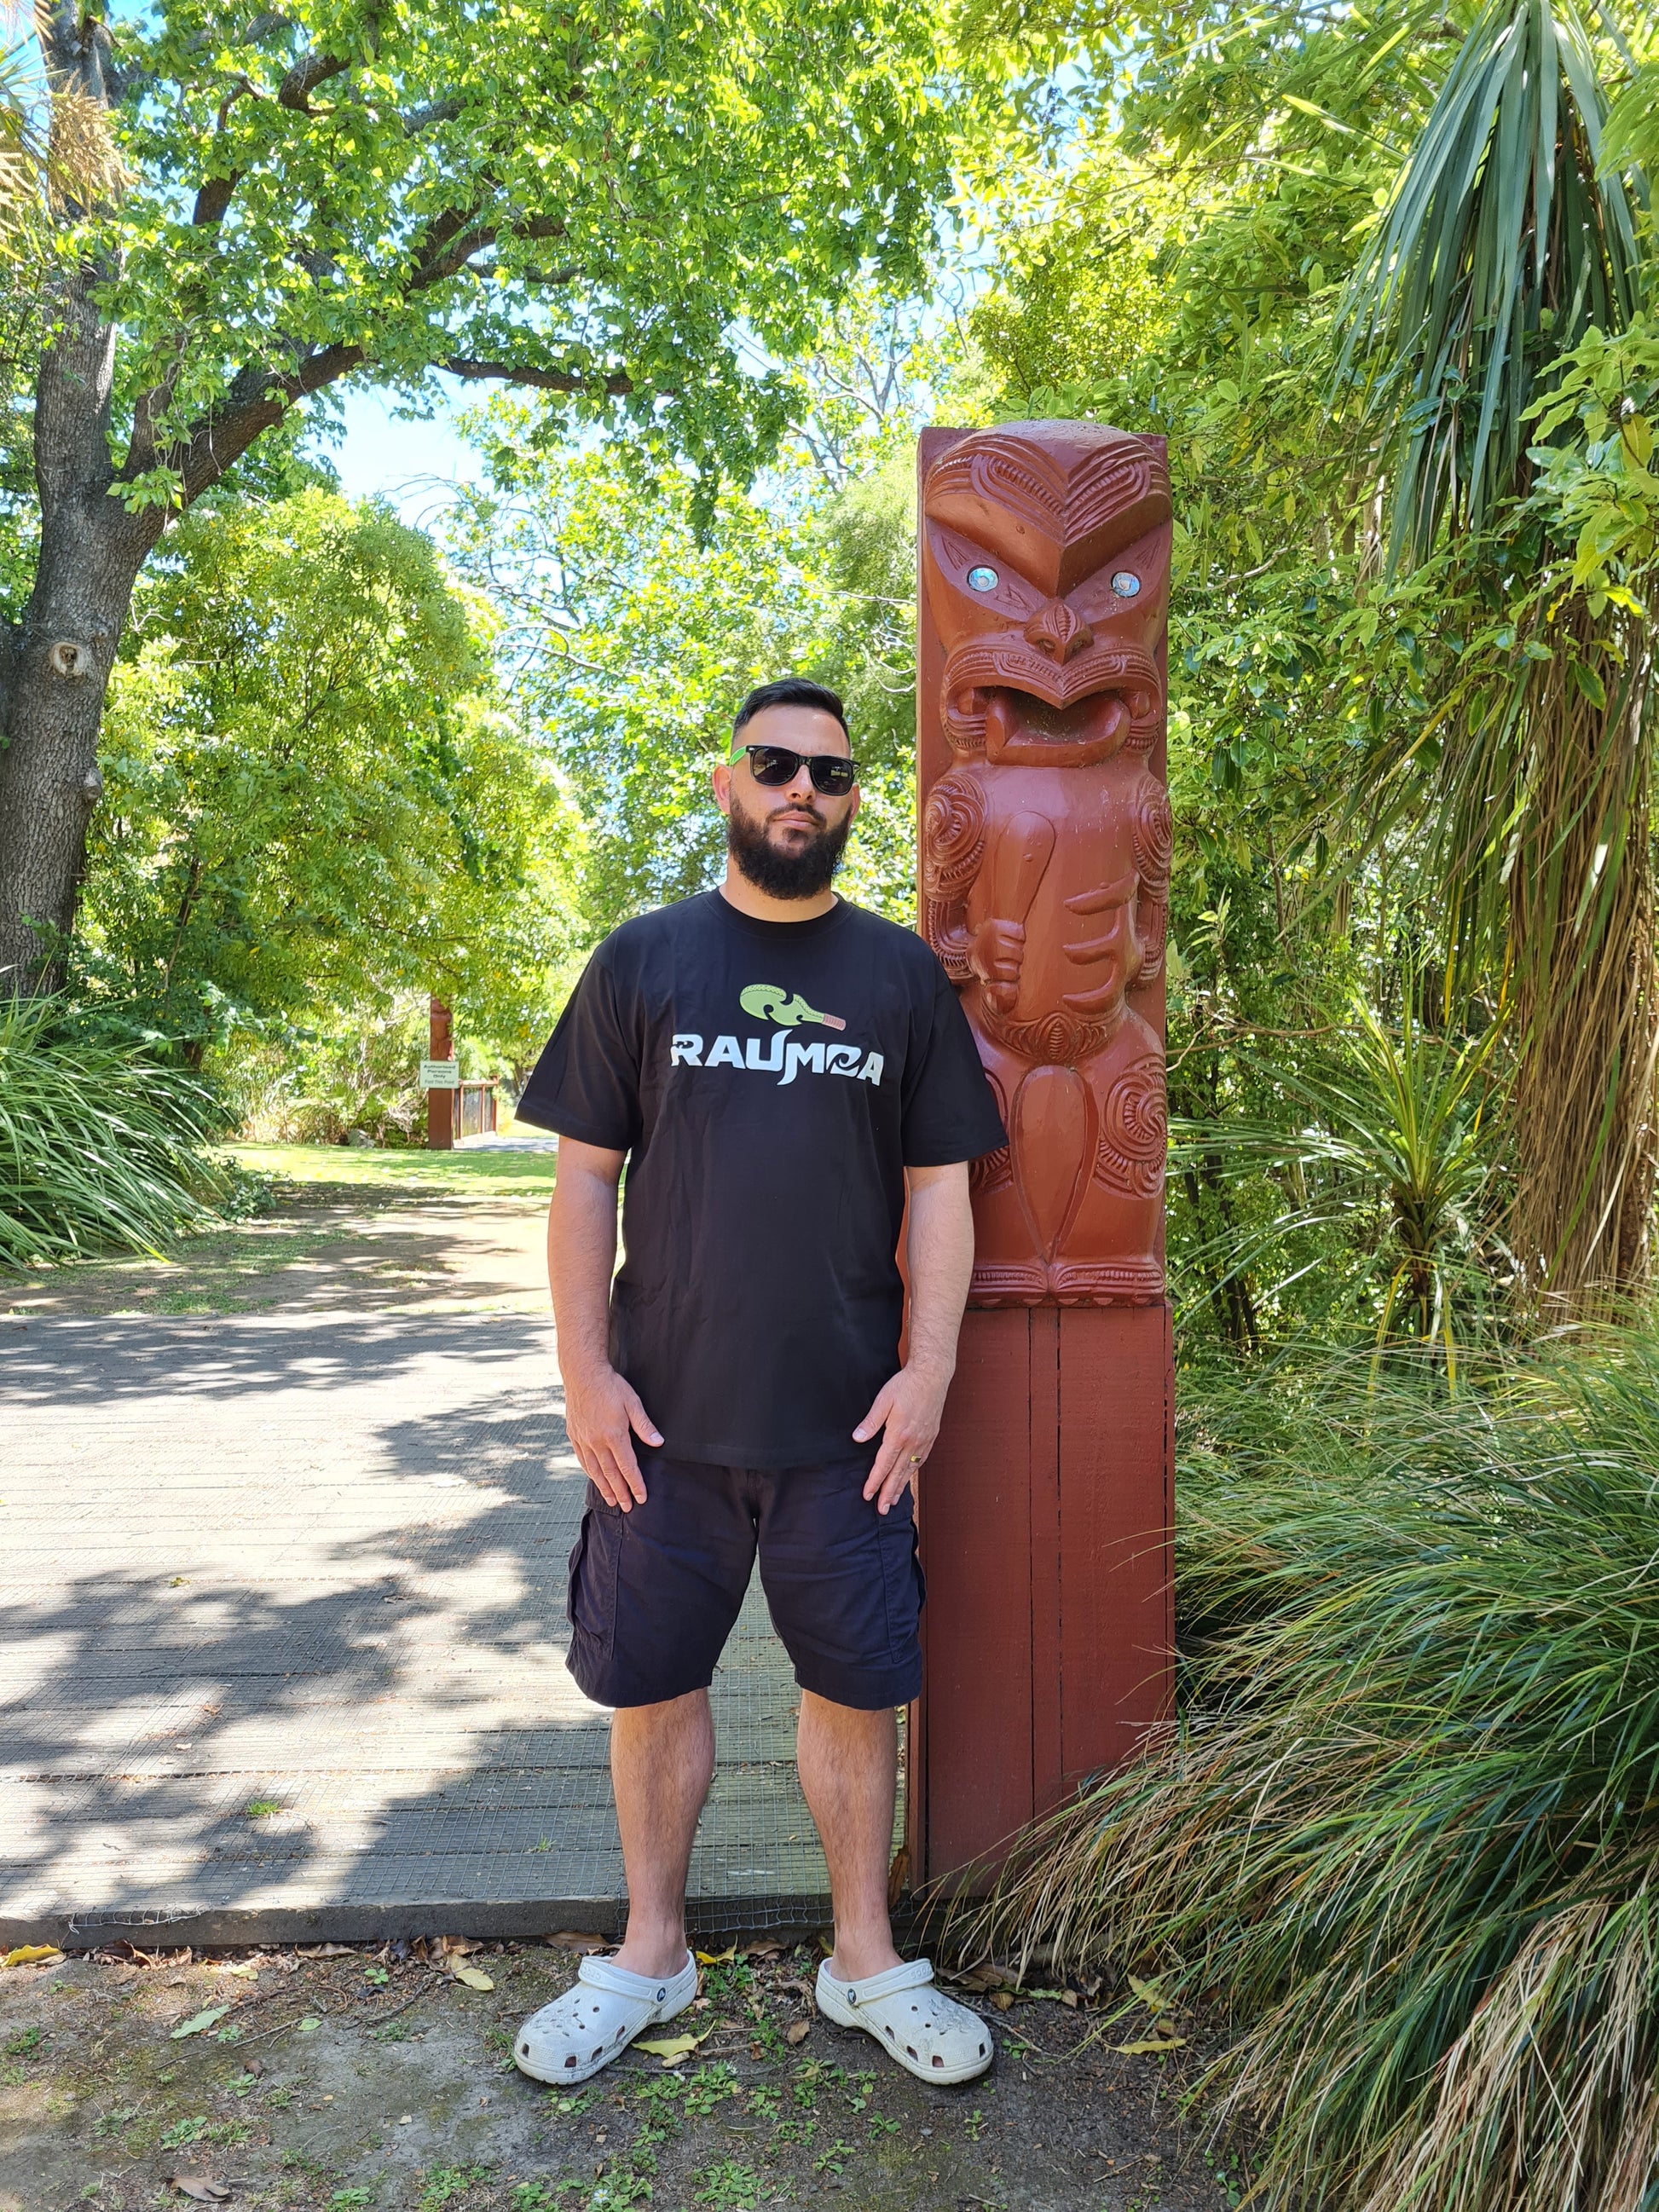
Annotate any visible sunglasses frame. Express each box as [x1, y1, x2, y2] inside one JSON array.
[[738, 742, 860, 797]]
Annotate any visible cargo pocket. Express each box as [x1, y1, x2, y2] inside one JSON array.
[[876, 1493, 926, 1658], [567, 1499, 622, 1662]]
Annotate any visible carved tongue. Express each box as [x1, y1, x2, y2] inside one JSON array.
[[986, 688, 1129, 759]]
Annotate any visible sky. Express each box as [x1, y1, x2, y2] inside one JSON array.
[[322, 381, 487, 520]]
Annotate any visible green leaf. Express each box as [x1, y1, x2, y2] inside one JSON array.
[[1571, 661, 1607, 709], [170, 2006, 233, 2040]]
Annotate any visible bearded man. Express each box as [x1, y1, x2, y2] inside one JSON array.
[[511, 678, 1004, 2087]]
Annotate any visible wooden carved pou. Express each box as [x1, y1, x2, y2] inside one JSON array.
[[919, 423, 1171, 1306]]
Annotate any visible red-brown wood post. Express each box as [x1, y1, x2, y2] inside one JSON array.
[[910, 424, 1176, 1888], [428, 997, 455, 1152]]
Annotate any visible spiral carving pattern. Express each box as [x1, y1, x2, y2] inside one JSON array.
[[1132, 778, 1173, 894], [1096, 1054, 1167, 1198], [922, 772, 987, 896]]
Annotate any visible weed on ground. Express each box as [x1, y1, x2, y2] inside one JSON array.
[[0, 1937, 1237, 2211]]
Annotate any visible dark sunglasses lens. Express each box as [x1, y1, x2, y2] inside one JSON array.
[[747, 746, 856, 796], [747, 746, 799, 787]]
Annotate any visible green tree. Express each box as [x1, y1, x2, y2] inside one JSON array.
[[964, 0, 1448, 1341], [967, 0, 1657, 1325], [78, 489, 579, 1074], [1343, 0, 1654, 1303], [0, 0, 949, 990], [445, 425, 922, 941]]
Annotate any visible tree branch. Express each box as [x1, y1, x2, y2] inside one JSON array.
[[443, 358, 633, 395], [124, 341, 367, 507], [193, 174, 240, 226], [279, 50, 351, 113]]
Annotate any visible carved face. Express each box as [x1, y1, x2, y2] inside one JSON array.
[[922, 426, 1172, 765]]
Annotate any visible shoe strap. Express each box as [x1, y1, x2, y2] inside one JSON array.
[[579, 1950, 693, 2004], [822, 1956, 934, 2008]]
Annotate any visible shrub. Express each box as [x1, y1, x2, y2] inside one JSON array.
[[0, 995, 226, 1264], [974, 1336, 1659, 2212]]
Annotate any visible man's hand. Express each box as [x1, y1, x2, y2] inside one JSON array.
[[854, 1361, 953, 1515], [563, 1361, 662, 1512]]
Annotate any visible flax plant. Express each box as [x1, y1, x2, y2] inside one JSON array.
[[0, 994, 224, 1265], [973, 1337, 1659, 2212], [1175, 997, 1506, 1377], [1340, 0, 1655, 1304]]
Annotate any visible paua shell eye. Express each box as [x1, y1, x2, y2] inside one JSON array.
[[1111, 571, 1142, 598], [966, 566, 998, 592]]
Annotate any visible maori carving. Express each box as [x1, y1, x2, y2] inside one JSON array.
[[919, 424, 1172, 1305]]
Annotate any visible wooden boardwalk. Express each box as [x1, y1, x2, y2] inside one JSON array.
[[0, 1306, 833, 1947]]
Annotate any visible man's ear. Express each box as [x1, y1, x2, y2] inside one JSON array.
[[712, 759, 732, 817], [848, 787, 861, 825]]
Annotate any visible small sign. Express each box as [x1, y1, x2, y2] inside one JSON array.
[[419, 1059, 460, 1090]]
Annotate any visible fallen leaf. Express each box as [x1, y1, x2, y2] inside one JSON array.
[[2, 1944, 61, 1968], [452, 1966, 494, 1991], [544, 1932, 606, 1955], [742, 1940, 786, 1960], [296, 1943, 353, 1959], [635, 2030, 708, 2062], [1129, 1973, 1165, 2010], [1112, 2036, 1187, 2056], [785, 2019, 811, 2046], [171, 2176, 230, 2202], [217, 1962, 259, 1980], [296, 2017, 321, 2033], [694, 1945, 736, 1966], [1024, 1987, 1081, 2008], [946, 1963, 1019, 1994], [777, 1978, 812, 2001], [438, 1936, 483, 1957], [1153, 2015, 1177, 2038], [171, 2005, 234, 2040], [991, 1990, 1014, 2012]]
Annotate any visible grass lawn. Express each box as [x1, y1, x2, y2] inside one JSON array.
[[225, 1135, 558, 1199]]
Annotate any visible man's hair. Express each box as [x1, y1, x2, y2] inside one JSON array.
[[732, 678, 849, 748]]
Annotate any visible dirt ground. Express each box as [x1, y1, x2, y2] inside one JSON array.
[[0, 1938, 1240, 2212]]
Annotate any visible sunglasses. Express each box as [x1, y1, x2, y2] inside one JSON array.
[[738, 743, 859, 797]]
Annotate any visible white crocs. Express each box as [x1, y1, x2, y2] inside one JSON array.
[[815, 1957, 993, 2084], [514, 1949, 698, 2084]]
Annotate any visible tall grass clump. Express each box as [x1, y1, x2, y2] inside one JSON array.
[[0, 994, 226, 1264], [974, 1337, 1659, 2212]]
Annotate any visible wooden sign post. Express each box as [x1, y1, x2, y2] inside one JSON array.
[[425, 997, 458, 1151], [910, 423, 1176, 1885]]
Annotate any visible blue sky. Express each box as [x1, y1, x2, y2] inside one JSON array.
[[322, 381, 487, 516]]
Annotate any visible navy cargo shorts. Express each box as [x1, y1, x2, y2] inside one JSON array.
[[564, 1449, 926, 1712]]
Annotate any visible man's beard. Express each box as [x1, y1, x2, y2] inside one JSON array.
[[726, 788, 851, 899]]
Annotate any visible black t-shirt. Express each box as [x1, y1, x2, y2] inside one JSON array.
[[516, 890, 1006, 1467]]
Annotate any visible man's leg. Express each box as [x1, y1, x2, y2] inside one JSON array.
[[611, 1688, 715, 1980], [795, 1690, 904, 1984]]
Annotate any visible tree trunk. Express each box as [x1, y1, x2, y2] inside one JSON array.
[[1509, 600, 1658, 1307], [0, 272, 157, 991]]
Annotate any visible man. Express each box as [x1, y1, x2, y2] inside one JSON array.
[[511, 677, 1005, 2088]]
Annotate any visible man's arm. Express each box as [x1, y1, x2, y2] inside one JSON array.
[[855, 1161, 975, 1514], [547, 1137, 662, 1511]]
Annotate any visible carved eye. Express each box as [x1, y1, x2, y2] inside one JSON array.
[[1112, 571, 1142, 598], [966, 566, 998, 592]]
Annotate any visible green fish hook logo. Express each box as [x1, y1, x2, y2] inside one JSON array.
[[739, 983, 847, 1032]]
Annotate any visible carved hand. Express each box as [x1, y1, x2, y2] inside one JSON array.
[[971, 916, 1027, 1013]]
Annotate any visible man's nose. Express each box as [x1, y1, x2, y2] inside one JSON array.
[[783, 767, 818, 801]]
